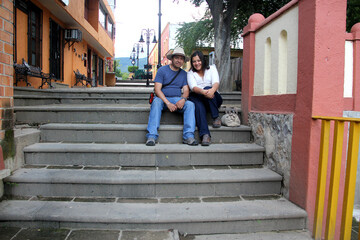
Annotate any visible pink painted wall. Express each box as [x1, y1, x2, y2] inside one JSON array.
[[350, 24, 360, 111], [241, 13, 264, 124], [292, 1, 346, 236], [242, 0, 349, 237], [161, 23, 170, 66]]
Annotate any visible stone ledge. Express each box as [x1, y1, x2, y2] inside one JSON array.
[[0, 169, 10, 179], [5, 126, 41, 172]]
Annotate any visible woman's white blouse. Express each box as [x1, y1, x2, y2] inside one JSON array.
[[187, 65, 220, 91]]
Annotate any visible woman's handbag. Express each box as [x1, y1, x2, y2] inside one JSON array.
[[221, 107, 241, 127], [148, 69, 181, 104]]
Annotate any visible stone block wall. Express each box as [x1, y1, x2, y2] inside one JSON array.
[[248, 112, 293, 198], [0, 0, 15, 163]]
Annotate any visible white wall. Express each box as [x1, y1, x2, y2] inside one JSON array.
[[169, 24, 180, 50], [344, 41, 353, 98], [254, 6, 298, 96]]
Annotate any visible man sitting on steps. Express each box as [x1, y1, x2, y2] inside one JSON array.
[[146, 47, 198, 146]]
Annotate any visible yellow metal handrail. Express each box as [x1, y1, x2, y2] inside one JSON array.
[[313, 116, 360, 240]]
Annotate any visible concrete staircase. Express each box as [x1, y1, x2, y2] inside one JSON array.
[[115, 79, 155, 87], [0, 87, 308, 235]]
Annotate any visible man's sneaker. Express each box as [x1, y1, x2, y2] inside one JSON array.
[[183, 137, 198, 146], [212, 117, 221, 128], [145, 138, 156, 146]]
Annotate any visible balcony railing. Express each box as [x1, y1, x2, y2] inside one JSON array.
[[313, 116, 360, 240]]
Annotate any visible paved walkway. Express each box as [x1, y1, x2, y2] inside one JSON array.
[[0, 227, 178, 240]]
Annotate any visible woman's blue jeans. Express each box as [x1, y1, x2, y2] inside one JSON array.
[[188, 86, 223, 138], [146, 96, 196, 141]]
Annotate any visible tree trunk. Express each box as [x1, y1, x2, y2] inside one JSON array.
[[214, 19, 232, 92], [206, 0, 240, 92]]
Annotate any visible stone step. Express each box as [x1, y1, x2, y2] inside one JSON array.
[[14, 86, 154, 97], [0, 227, 179, 240], [14, 94, 241, 106], [14, 86, 241, 98], [4, 167, 281, 198], [23, 143, 264, 166], [181, 230, 313, 240], [115, 82, 155, 87], [14, 95, 151, 105], [39, 123, 251, 143], [15, 104, 242, 125], [0, 199, 307, 234], [14, 87, 241, 106]]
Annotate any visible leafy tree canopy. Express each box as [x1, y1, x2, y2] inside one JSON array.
[[114, 60, 121, 78], [176, 0, 290, 55], [128, 66, 139, 73], [176, 0, 360, 54], [347, 0, 360, 31]]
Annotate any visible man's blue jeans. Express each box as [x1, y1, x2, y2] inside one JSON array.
[[146, 96, 196, 141]]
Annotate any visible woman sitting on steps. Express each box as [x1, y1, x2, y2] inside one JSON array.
[[187, 51, 223, 146]]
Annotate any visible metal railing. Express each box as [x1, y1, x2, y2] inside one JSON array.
[[313, 116, 360, 240]]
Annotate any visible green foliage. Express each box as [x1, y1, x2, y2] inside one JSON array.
[[347, 0, 360, 31], [114, 60, 122, 78], [178, 0, 359, 48], [121, 72, 129, 80], [1, 129, 15, 160], [176, 19, 213, 55], [134, 69, 145, 79], [128, 66, 139, 73], [176, 0, 291, 51]]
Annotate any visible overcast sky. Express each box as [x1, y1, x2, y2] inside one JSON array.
[[114, 0, 207, 58]]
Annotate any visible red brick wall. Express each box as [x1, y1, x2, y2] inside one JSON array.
[[0, 0, 14, 142]]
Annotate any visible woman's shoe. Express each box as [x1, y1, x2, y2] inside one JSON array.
[[201, 134, 211, 146], [213, 117, 221, 128]]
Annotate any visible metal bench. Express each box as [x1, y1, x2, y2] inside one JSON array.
[[74, 69, 91, 87], [14, 59, 55, 88]]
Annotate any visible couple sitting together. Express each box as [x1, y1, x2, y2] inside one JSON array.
[[146, 47, 223, 147]]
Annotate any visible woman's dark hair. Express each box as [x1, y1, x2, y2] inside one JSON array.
[[190, 51, 210, 72]]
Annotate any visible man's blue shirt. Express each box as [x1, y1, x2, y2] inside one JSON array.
[[154, 65, 187, 97]]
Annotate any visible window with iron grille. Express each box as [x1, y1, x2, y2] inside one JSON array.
[[28, 3, 42, 67]]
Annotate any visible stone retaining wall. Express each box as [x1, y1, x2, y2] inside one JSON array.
[[248, 112, 293, 198]]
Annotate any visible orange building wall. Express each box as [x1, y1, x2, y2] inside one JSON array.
[[14, 0, 112, 88], [149, 43, 158, 80], [63, 0, 114, 56], [15, 2, 54, 88], [15, 9, 27, 65]]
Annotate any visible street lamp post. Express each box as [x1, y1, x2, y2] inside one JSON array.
[[129, 52, 136, 80], [139, 28, 157, 87], [131, 43, 144, 68], [158, 0, 162, 69], [129, 52, 136, 67]]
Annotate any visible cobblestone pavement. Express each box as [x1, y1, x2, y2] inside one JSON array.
[[0, 218, 358, 239], [0, 227, 177, 240]]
